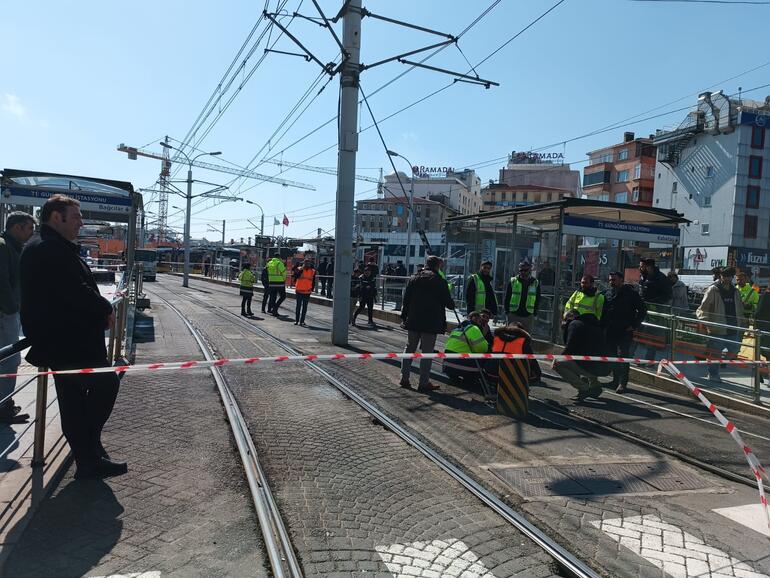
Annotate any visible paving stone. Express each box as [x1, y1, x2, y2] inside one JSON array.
[[3, 303, 266, 577]]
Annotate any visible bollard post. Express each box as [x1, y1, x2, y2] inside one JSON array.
[[31, 369, 49, 467], [381, 277, 386, 311], [753, 328, 762, 405], [668, 314, 677, 361], [114, 299, 126, 361], [107, 320, 117, 365]]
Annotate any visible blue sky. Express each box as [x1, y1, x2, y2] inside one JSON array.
[[2, 0, 769, 241]]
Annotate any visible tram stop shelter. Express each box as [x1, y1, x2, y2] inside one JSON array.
[[444, 198, 689, 342], [0, 168, 142, 273]]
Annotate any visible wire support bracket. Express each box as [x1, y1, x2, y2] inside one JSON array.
[[360, 8, 455, 40], [264, 11, 336, 75], [398, 59, 499, 88], [264, 48, 312, 62]]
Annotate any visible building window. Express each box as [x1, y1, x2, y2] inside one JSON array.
[[547, 192, 553, 201], [522, 192, 528, 202], [749, 155, 763, 179], [703, 196, 712, 208], [618, 149, 629, 161], [745, 214, 758, 239], [615, 191, 628, 204], [599, 193, 610, 202], [747, 185, 760, 209], [634, 164, 641, 179], [583, 170, 611, 187], [617, 170, 629, 183], [706, 165, 715, 178], [632, 187, 639, 202], [501, 192, 507, 201], [672, 181, 678, 194], [701, 223, 710, 236], [751, 126, 766, 149]]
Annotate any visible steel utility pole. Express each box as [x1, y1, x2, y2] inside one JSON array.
[[183, 167, 192, 287], [331, 0, 362, 346], [222, 219, 225, 245]]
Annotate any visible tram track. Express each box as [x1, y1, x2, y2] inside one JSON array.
[[148, 281, 601, 578], [174, 276, 769, 490], [155, 292, 303, 578]]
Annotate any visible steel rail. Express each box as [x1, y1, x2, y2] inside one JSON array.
[[161, 284, 598, 578], [154, 293, 302, 578]]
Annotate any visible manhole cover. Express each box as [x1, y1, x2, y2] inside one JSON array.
[[490, 462, 711, 497]]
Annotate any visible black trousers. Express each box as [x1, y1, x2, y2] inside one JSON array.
[[295, 293, 310, 323], [53, 369, 120, 465], [319, 278, 327, 294], [606, 332, 633, 386], [268, 286, 286, 312], [326, 278, 334, 298], [240, 288, 253, 314], [261, 285, 270, 312], [353, 295, 374, 322]]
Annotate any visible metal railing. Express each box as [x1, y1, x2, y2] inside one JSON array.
[[0, 266, 140, 467]]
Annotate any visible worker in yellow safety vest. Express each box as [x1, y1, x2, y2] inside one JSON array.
[[442, 311, 489, 385], [737, 271, 759, 318], [465, 260, 498, 316], [266, 253, 287, 316], [237, 263, 257, 317], [504, 260, 540, 335], [564, 274, 605, 320]]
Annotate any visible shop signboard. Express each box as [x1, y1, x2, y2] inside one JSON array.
[[562, 216, 680, 243]]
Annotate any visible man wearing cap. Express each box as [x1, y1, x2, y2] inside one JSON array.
[[504, 260, 540, 335], [603, 271, 647, 393], [466, 261, 498, 316]]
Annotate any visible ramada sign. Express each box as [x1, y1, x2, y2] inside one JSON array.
[[510, 151, 564, 164], [412, 165, 454, 177]]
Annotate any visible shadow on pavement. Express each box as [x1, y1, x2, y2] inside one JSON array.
[[133, 311, 156, 344], [4, 479, 124, 578]]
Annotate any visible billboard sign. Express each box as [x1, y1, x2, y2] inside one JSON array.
[[683, 246, 728, 272], [412, 165, 454, 178], [509, 151, 564, 165], [562, 216, 680, 243]]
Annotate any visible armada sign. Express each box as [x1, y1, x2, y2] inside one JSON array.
[[412, 165, 454, 178], [510, 151, 564, 164]]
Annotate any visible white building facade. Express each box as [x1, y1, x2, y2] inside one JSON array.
[[652, 91, 770, 280], [381, 169, 482, 215]]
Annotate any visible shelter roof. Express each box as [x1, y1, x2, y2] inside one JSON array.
[[446, 198, 689, 231]]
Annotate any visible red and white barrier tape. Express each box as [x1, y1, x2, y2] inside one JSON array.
[[2, 352, 769, 380], [660, 361, 770, 535], [3, 350, 769, 532], [0, 352, 665, 379]]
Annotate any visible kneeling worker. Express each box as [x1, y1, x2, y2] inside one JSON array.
[[443, 311, 489, 385], [553, 310, 611, 401]]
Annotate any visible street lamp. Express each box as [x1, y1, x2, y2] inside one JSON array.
[[387, 150, 415, 274], [244, 199, 264, 236], [161, 142, 221, 287]]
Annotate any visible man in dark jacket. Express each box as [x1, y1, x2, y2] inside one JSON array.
[[260, 264, 270, 313], [20, 195, 126, 479], [553, 312, 611, 401], [639, 258, 673, 361], [400, 255, 455, 392], [0, 212, 35, 422], [465, 260, 498, 315], [603, 271, 647, 393], [317, 257, 328, 295]]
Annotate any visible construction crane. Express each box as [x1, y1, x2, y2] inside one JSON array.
[[117, 142, 316, 241], [260, 158, 381, 184]]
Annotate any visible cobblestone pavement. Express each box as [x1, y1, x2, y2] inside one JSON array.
[[151, 282, 562, 577], [166, 276, 770, 578], [4, 297, 267, 577]]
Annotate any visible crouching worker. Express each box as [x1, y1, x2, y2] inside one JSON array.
[[553, 310, 611, 402], [442, 311, 489, 385], [485, 323, 534, 418]]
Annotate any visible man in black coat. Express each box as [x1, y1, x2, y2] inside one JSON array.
[[639, 258, 673, 361], [603, 271, 647, 393], [553, 312, 611, 401], [20, 195, 126, 479], [400, 255, 455, 392]]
